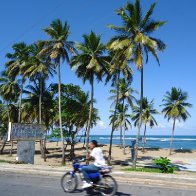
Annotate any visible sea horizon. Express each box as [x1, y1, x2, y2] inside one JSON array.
[[76, 135, 196, 150]]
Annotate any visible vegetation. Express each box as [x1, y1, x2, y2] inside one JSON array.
[[132, 98, 158, 153], [0, 0, 193, 168], [154, 157, 176, 173], [162, 88, 192, 155], [107, 0, 166, 168], [123, 167, 162, 173]]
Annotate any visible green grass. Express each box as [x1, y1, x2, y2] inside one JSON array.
[[0, 159, 12, 164], [123, 167, 162, 173]]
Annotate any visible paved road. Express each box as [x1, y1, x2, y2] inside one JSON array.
[[0, 172, 195, 196]]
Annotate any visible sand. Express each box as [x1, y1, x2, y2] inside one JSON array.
[[0, 141, 196, 171]]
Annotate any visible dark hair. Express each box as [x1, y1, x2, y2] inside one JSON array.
[[91, 140, 98, 147]]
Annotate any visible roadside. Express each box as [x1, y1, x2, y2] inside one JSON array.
[[1, 172, 196, 196], [0, 163, 196, 190]]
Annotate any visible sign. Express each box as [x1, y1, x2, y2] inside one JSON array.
[[8, 123, 45, 141]]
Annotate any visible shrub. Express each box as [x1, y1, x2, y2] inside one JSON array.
[[154, 157, 176, 173]]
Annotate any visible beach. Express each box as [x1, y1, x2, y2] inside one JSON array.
[[1, 141, 196, 172]]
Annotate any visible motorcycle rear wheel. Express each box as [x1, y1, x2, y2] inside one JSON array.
[[98, 175, 118, 196]]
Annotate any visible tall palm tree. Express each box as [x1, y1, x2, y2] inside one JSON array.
[[70, 31, 108, 157], [23, 81, 55, 126], [105, 51, 133, 162], [108, 0, 166, 168], [109, 78, 137, 108], [132, 97, 158, 152], [0, 72, 20, 154], [162, 88, 192, 155], [109, 103, 132, 154], [5, 42, 30, 122], [21, 42, 55, 124], [21, 42, 56, 161], [40, 19, 76, 164], [109, 78, 136, 151]]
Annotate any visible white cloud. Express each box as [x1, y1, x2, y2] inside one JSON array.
[[97, 121, 107, 130]]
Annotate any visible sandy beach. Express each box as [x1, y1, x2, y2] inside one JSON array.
[[0, 141, 196, 172]]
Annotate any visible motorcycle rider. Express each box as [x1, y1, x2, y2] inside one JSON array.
[[81, 140, 106, 189]]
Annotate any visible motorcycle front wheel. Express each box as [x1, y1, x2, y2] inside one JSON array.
[[61, 172, 78, 193], [98, 175, 118, 196]]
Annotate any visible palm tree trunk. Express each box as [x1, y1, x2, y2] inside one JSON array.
[[122, 99, 126, 155], [123, 128, 126, 155], [18, 80, 24, 123], [108, 72, 120, 163], [7, 102, 13, 156], [169, 118, 176, 155], [142, 124, 147, 153], [58, 63, 65, 165], [120, 126, 123, 149], [86, 76, 94, 162], [0, 136, 7, 154], [133, 66, 144, 168], [39, 78, 46, 161]]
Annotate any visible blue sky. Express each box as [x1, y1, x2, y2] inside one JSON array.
[[0, 0, 195, 135]]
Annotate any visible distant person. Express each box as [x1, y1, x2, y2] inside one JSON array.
[[81, 140, 106, 189]]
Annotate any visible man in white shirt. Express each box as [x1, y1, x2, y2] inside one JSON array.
[[81, 140, 106, 189]]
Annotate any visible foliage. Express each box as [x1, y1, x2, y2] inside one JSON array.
[[123, 167, 162, 173], [154, 157, 176, 173], [132, 97, 158, 127], [162, 87, 192, 122]]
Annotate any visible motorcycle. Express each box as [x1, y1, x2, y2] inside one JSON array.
[[61, 158, 118, 196]]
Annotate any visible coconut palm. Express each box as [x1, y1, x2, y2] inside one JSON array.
[[0, 72, 20, 154], [109, 78, 136, 154], [21, 42, 55, 124], [109, 103, 132, 154], [0, 72, 20, 108], [132, 97, 158, 152], [5, 42, 31, 122], [40, 19, 76, 164], [23, 81, 55, 127], [70, 31, 108, 157], [105, 51, 134, 162], [108, 0, 166, 168], [109, 78, 137, 108], [161, 88, 192, 155]]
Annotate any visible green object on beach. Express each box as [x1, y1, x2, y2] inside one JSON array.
[[154, 157, 176, 173]]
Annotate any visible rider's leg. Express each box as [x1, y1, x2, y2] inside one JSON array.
[[81, 164, 99, 183]]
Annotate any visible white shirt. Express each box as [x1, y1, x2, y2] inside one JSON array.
[[90, 147, 106, 167]]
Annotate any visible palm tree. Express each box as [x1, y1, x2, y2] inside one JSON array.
[[0, 72, 20, 154], [70, 31, 108, 158], [132, 97, 158, 152], [105, 51, 134, 162], [40, 19, 76, 164], [5, 42, 31, 122], [109, 78, 136, 150], [109, 78, 137, 108], [109, 103, 132, 154], [21, 42, 55, 161], [21, 42, 55, 124], [23, 81, 55, 127], [108, 0, 166, 168], [162, 88, 192, 155]]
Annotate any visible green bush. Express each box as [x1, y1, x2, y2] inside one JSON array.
[[154, 157, 176, 173]]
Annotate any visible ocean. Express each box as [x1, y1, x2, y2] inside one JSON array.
[[83, 135, 196, 150]]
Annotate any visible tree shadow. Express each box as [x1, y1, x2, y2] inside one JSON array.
[[174, 149, 193, 153], [144, 147, 160, 151], [137, 156, 153, 161]]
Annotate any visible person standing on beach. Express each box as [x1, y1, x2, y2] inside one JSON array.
[[81, 140, 106, 189]]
